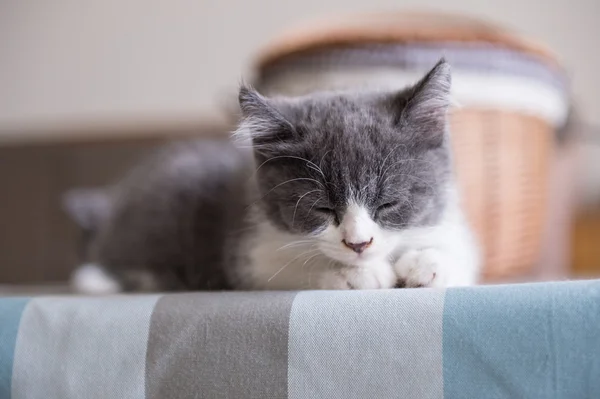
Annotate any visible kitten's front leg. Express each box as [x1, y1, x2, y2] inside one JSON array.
[[394, 248, 475, 288], [318, 260, 396, 290]]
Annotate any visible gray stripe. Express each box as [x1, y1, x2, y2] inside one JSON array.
[[288, 289, 446, 399], [11, 295, 159, 399], [145, 291, 297, 399], [259, 43, 567, 92]]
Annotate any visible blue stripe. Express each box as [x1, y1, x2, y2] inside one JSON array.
[[0, 298, 30, 399], [443, 280, 600, 398]]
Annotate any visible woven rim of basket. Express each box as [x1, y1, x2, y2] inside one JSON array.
[[257, 43, 567, 93], [255, 11, 562, 72], [258, 66, 569, 127]]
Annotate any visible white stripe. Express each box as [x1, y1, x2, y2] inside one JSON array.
[[288, 289, 445, 399], [11, 295, 160, 399], [261, 67, 569, 127]]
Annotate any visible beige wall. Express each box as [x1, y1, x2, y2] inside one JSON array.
[[1, 0, 599, 133]]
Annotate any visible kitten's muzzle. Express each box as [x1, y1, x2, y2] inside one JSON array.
[[342, 237, 373, 254]]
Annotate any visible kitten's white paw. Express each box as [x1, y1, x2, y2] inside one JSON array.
[[71, 263, 122, 294], [319, 261, 396, 290], [394, 249, 450, 288]]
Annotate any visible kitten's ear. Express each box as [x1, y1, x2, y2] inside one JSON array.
[[395, 59, 452, 147], [237, 85, 296, 149]]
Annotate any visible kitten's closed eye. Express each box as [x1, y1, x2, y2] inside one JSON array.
[[315, 206, 335, 215], [315, 206, 341, 224], [376, 201, 400, 214]]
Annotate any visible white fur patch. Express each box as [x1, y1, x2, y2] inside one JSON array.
[[318, 259, 396, 289], [340, 203, 376, 245], [242, 186, 479, 290], [317, 202, 392, 267], [388, 188, 480, 287], [71, 263, 122, 295]]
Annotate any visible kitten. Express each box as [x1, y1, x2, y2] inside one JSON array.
[[66, 59, 480, 293]]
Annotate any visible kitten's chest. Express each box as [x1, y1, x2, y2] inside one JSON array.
[[243, 229, 330, 290]]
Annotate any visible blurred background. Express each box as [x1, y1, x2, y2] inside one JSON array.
[[1, 0, 599, 290]]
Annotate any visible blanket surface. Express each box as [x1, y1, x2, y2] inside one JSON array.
[[1, 280, 599, 399]]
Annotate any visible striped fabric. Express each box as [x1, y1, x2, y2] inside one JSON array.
[[1, 280, 599, 399]]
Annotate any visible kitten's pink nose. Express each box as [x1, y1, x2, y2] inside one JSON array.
[[342, 238, 373, 254]]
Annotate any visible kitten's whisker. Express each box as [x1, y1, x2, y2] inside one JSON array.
[[301, 253, 321, 268], [317, 244, 348, 254], [319, 150, 331, 171], [307, 197, 323, 217], [276, 240, 315, 251], [306, 163, 324, 178], [253, 156, 289, 175], [292, 189, 322, 226], [317, 150, 339, 190], [379, 143, 407, 172], [253, 155, 326, 180], [258, 178, 325, 204], [267, 248, 320, 282]]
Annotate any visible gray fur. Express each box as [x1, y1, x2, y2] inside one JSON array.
[[69, 59, 456, 291], [88, 140, 251, 290], [62, 188, 113, 261], [238, 59, 451, 235]]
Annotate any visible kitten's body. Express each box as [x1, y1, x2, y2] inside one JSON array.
[[68, 60, 480, 293], [75, 140, 251, 292]]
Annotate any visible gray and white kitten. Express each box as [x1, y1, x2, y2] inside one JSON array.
[[66, 60, 479, 293]]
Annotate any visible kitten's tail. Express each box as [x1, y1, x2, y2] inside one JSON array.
[[71, 263, 123, 295]]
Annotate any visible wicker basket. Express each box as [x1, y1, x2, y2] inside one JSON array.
[[252, 12, 569, 281]]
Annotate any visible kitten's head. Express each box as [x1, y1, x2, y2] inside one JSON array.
[[238, 59, 453, 266]]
